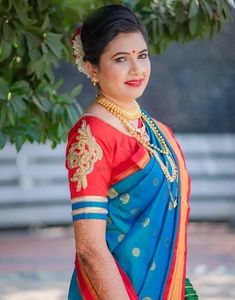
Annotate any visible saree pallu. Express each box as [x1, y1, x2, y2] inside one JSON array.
[[68, 109, 197, 300]]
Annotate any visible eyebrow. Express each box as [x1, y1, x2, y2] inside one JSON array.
[[111, 48, 148, 59]]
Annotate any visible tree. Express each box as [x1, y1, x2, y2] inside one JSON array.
[[0, 0, 234, 151]]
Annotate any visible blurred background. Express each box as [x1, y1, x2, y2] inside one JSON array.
[[0, 2, 235, 300]]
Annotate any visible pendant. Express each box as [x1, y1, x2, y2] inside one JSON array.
[[142, 132, 150, 142]]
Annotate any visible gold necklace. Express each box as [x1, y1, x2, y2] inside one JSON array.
[[128, 119, 150, 141], [97, 94, 170, 155], [96, 94, 142, 120], [96, 94, 178, 183], [121, 116, 178, 182]]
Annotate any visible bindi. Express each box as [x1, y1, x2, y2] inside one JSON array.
[[132, 50, 136, 53]]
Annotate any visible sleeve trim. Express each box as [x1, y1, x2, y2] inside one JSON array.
[[73, 213, 107, 222], [71, 195, 108, 203], [72, 202, 108, 210], [72, 207, 108, 215]]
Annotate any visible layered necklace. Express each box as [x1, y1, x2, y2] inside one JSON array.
[[96, 94, 179, 208]]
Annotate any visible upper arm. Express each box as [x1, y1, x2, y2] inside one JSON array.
[[65, 118, 112, 254]]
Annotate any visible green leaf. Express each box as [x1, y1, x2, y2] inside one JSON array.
[[52, 103, 63, 117], [26, 32, 41, 50], [11, 96, 27, 116], [175, 4, 188, 23], [6, 0, 14, 12], [53, 79, 64, 90], [37, 96, 52, 112], [70, 84, 82, 98], [189, 0, 199, 18], [0, 42, 12, 62], [0, 132, 6, 149], [26, 127, 40, 141], [3, 22, 14, 39], [32, 96, 47, 112], [10, 81, 30, 95], [189, 16, 198, 35], [13, 1, 28, 26], [57, 123, 64, 138], [0, 77, 9, 100], [0, 105, 7, 126], [41, 15, 50, 31], [201, 0, 213, 19], [46, 33, 64, 59], [28, 60, 46, 78], [45, 67, 55, 82], [75, 102, 84, 115], [37, 0, 50, 12], [15, 135, 24, 152], [7, 106, 15, 125], [29, 48, 42, 61], [66, 105, 80, 125]]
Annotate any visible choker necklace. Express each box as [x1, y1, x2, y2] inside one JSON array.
[[96, 94, 142, 120], [96, 94, 178, 183]]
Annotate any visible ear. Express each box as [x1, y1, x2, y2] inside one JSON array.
[[84, 61, 99, 79]]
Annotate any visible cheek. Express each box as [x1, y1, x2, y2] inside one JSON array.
[[100, 64, 126, 84], [145, 59, 151, 75]]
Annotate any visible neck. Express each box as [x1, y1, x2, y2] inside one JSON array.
[[98, 91, 138, 112]]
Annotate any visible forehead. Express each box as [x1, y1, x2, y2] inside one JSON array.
[[103, 31, 147, 54]]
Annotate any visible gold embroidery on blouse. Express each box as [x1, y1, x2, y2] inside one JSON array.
[[67, 119, 103, 191]]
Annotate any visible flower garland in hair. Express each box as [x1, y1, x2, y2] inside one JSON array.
[[71, 27, 90, 78]]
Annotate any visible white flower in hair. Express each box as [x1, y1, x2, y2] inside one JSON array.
[[71, 27, 90, 78]]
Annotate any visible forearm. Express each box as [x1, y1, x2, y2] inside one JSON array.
[[78, 248, 130, 300]]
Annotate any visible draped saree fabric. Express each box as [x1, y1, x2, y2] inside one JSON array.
[[67, 109, 198, 300]]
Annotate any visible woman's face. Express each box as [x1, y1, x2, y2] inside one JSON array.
[[96, 31, 151, 102]]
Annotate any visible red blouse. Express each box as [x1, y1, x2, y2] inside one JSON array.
[[65, 114, 150, 200]]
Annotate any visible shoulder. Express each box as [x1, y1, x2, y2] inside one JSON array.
[[66, 115, 114, 156], [68, 115, 106, 140]]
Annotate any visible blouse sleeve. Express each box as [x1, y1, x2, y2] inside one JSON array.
[[65, 117, 113, 222]]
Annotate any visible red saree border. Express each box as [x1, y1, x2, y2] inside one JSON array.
[[75, 254, 138, 299], [156, 120, 191, 300], [75, 255, 99, 300], [111, 152, 150, 185]]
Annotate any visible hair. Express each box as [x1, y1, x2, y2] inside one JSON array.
[[80, 4, 148, 66]]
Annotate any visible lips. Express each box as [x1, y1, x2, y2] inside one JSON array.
[[124, 79, 143, 87]]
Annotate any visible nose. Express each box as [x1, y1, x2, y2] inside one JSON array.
[[128, 60, 145, 77]]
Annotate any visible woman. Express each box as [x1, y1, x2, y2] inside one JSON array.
[[65, 4, 198, 300]]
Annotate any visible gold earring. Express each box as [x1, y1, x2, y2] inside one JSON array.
[[91, 77, 98, 87]]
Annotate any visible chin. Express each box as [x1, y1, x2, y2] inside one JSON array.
[[127, 88, 145, 99]]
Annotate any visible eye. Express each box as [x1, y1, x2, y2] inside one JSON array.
[[138, 53, 148, 59], [114, 57, 127, 63]]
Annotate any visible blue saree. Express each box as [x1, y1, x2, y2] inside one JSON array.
[[67, 109, 196, 299]]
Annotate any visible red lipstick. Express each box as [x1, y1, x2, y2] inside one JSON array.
[[124, 79, 143, 87]]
